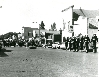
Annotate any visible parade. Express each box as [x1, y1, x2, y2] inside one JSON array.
[[65, 34, 98, 53], [0, 1, 99, 76], [0, 33, 98, 53]]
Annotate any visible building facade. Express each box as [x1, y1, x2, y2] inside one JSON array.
[[21, 27, 61, 42], [61, 5, 99, 41], [22, 27, 38, 40]]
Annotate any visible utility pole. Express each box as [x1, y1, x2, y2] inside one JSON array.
[[63, 19, 66, 30], [32, 22, 38, 38]]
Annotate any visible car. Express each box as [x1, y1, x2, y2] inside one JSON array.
[[52, 42, 60, 49], [29, 45, 37, 49], [44, 39, 52, 48], [45, 42, 52, 48], [60, 42, 66, 50]]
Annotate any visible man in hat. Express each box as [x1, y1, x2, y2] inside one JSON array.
[[76, 37, 80, 52], [65, 37, 68, 50], [84, 35, 90, 53], [69, 37, 72, 51], [91, 34, 98, 53], [73, 36, 76, 52], [80, 35, 84, 52]]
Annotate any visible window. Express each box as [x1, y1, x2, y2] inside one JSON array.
[[70, 26, 73, 29]]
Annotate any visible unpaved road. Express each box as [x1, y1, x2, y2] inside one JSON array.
[[0, 47, 98, 77]]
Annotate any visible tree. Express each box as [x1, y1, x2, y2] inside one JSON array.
[[0, 32, 18, 40], [0, 35, 4, 40], [50, 22, 57, 31], [40, 21, 45, 29]]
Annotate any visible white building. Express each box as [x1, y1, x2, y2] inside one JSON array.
[[61, 5, 99, 42]]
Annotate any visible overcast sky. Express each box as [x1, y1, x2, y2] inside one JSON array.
[[0, 0, 99, 35]]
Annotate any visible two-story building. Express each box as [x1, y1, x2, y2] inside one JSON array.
[[61, 5, 99, 41]]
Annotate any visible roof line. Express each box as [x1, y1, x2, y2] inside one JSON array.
[[79, 7, 86, 17], [61, 5, 74, 12]]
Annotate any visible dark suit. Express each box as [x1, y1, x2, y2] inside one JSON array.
[[76, 38, 80, 51]]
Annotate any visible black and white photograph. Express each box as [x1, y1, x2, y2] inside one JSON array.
[[0, 0, 99, 77]]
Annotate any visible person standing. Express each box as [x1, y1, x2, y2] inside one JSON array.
[[73, 37, 76, 52], [80, 36, 84, 52], [67, 37, 69, 50], [91, 34, 98, 53], [84, 35, 90, 53], [69, 37, 72, 51], [25, 39, 28, 48], [76, 37, 80, 52], [65, 37, 68, 50]]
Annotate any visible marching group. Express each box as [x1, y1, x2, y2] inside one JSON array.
[[1, 38, 38, 48], [65, 34, 98, 53], [0, 34, 98, 53]]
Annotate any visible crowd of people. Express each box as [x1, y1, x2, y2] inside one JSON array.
[[65, 34, 98, 53], [1, 38, 39, 48], [0, 34, 98, 53]]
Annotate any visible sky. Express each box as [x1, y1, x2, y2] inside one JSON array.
[[0, 0, 99, 35]]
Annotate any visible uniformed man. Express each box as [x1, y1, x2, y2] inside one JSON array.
[[3, 39, 6, 47], [67, 37, 69, 50], [80, 36, 84, 52], [69, 37, 72, 51], [13, 40, 16, 47], [0, 42, 2, 51], [65, 37, 68, 50], [25, 39, 28, 48], [76, 37, 80, 52], [84, 35, 90, 53], [91, 34, 98, 53], [73, 36, 76, 52]]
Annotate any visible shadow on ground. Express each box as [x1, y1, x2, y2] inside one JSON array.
[[0, 48, 13, 57], [0, 52, 8, 57]]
